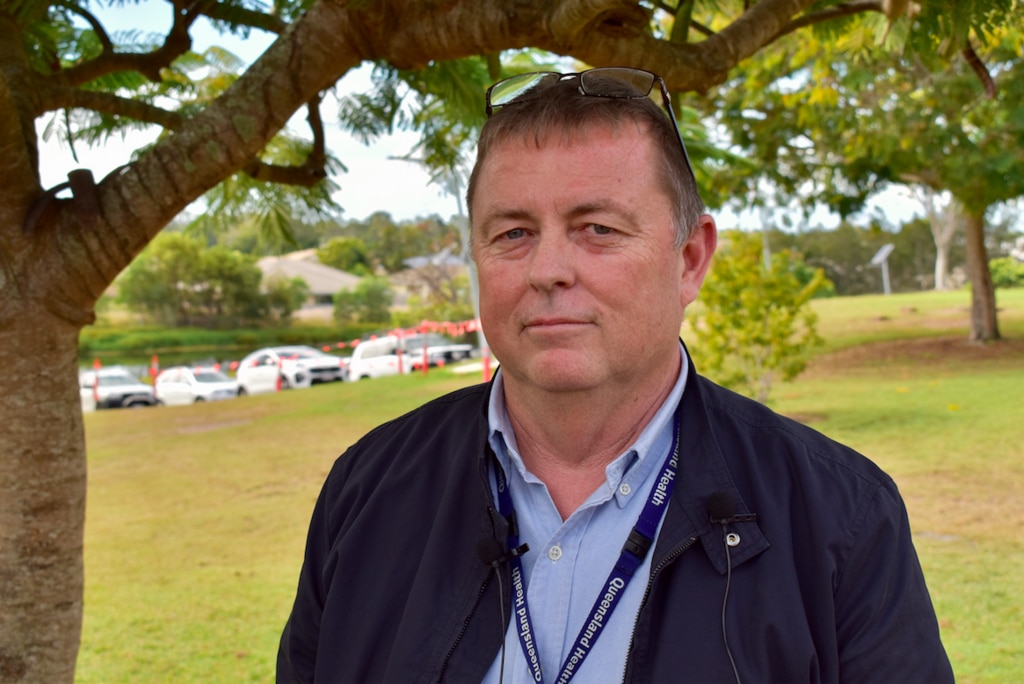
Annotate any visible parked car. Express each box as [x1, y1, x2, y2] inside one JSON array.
[[79, 368, 159, 410], [346, 336, 413, 382], [155, 367, 240, 405], [347, 334, 475, 381], [403, 333, 475, 369], [235, 345, 346, 395]]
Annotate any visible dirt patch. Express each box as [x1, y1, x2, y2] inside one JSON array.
[[804, 335, 1024, 378]]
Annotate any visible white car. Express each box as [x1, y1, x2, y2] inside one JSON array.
[[346, 336, 413, 382], [346, 334, 475, 380], [235, 345, 346, 395], [79, 368, 159, 410], [403, 333, 475, 369], [155, 367, 240, 405]]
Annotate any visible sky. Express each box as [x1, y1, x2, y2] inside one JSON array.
[[37, 1, 927, 229]]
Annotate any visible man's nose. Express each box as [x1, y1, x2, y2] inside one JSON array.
[[527, 230, 576, 292]]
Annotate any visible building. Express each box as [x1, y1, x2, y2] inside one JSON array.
[[256, 249, 361, 320]]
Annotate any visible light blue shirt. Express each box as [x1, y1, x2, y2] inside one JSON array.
[[482, 347, 688, 684]]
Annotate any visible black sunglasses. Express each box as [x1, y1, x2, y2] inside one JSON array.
[[484, 67, 697, 186]]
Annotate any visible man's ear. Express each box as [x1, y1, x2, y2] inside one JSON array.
[[679, 214, 717, 307]]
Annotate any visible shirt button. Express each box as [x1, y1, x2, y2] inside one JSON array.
[[619, 483, 632, 496], [548, 545, 563, 561]]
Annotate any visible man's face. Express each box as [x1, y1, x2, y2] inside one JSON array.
[[470, 123, 715, 398]]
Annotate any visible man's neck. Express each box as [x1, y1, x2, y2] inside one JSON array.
[[502, 369, 679, 519]]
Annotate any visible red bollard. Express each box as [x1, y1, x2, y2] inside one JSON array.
[[92, 358, 101, 403]]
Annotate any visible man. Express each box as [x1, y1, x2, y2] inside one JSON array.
[[278, 68, 953, 683]]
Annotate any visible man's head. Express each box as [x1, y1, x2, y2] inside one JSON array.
[[467, 68, 717, 403], [466, 68, 705, 247]]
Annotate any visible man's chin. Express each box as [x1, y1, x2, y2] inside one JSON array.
[[511, 355, 607, 394]]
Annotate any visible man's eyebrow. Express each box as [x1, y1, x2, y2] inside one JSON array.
[[477, 207, 535, 231], [567, 200, 639, 225], [478, 201, 639, 227]]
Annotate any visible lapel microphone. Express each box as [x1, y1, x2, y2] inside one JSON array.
[[707, 490, 749, 684]]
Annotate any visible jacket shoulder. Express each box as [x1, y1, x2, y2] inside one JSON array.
[[321, 382, 490, 494]]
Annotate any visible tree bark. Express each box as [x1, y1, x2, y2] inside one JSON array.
[[963, 211, 1000, 342], [0, 311, 85, 684]]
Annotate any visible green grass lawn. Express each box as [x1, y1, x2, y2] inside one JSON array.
[[77, 289, 1024, 683]]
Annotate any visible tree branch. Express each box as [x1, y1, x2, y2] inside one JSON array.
[[40, 86, 184, 129], [650, 1, 723, 38], [770, 1, 882, 42], [180, 0, 288, 35], [56, 0, 113, 53], [550, 0, 652, 43], [243, 94, 328, 187], [58, 4, 196, 86], [961, 40, 997, 98]]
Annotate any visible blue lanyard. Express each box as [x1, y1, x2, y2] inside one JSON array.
[[493, 407, 682, 684]]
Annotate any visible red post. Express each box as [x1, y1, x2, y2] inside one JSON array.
[[276, 357, 283, 391], [422, 344, 429, 375], [92, 358, 101, 403]]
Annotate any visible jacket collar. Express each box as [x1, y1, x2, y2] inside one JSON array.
[[655, 344, 770, 574], [474, 346, 770, 574]]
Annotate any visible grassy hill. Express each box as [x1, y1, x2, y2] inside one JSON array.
[[77, 289, 1024, 683]]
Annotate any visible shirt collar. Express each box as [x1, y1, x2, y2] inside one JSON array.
[[487, 343, 689, 509]]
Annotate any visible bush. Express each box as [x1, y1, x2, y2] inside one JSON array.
[[990, 257, 1024, 289], [688, 231, 831, 403]]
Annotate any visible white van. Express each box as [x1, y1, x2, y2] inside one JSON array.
[[346, 336, 412, 381]]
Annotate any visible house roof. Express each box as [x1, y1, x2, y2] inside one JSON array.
[[256, 254, 361, 296]]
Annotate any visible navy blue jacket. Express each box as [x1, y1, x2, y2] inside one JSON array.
[[278, 358, 953, 683]]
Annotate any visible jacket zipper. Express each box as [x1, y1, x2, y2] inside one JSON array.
[[437, 574, 492, 682], [438, 504, 507, 682], [621, 536, 698, 683]]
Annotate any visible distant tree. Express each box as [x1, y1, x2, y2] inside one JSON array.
[[705, 22, 1024, 340], [264, 275, 310, 324], [117, 233, 285, 328], [317, 236, 372, 275], [689, 231, 829, 404], [394, 272, 475, 329], [768, 219, 968, 296], [333, 275, 393, 324]]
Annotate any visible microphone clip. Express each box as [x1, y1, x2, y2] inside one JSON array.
[[483, 542, 530, 569]]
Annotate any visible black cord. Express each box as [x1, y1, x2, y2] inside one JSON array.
[[495, 564, 507, 684], [721, 526, 741, 684]]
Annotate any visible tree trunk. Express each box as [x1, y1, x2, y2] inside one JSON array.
[[920, 187, 958, 291], [934, 244, 950, 290], [963, 211, 1000, 341], [0, 308, 85, 683]]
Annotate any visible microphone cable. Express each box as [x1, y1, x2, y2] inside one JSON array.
[[494, 559, 508, 684], [708, 490, 743, 684], [720, 526, 740, 684], [478, 538, 528, 684]]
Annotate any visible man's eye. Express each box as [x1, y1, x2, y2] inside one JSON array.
[[503, 228, 527, 240], [589, 224, 614, 235]]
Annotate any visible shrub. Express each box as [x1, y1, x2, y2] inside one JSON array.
[[990, 257, 1024, 289]]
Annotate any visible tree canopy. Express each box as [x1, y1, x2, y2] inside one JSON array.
[[2, 1, 1021, 680]]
